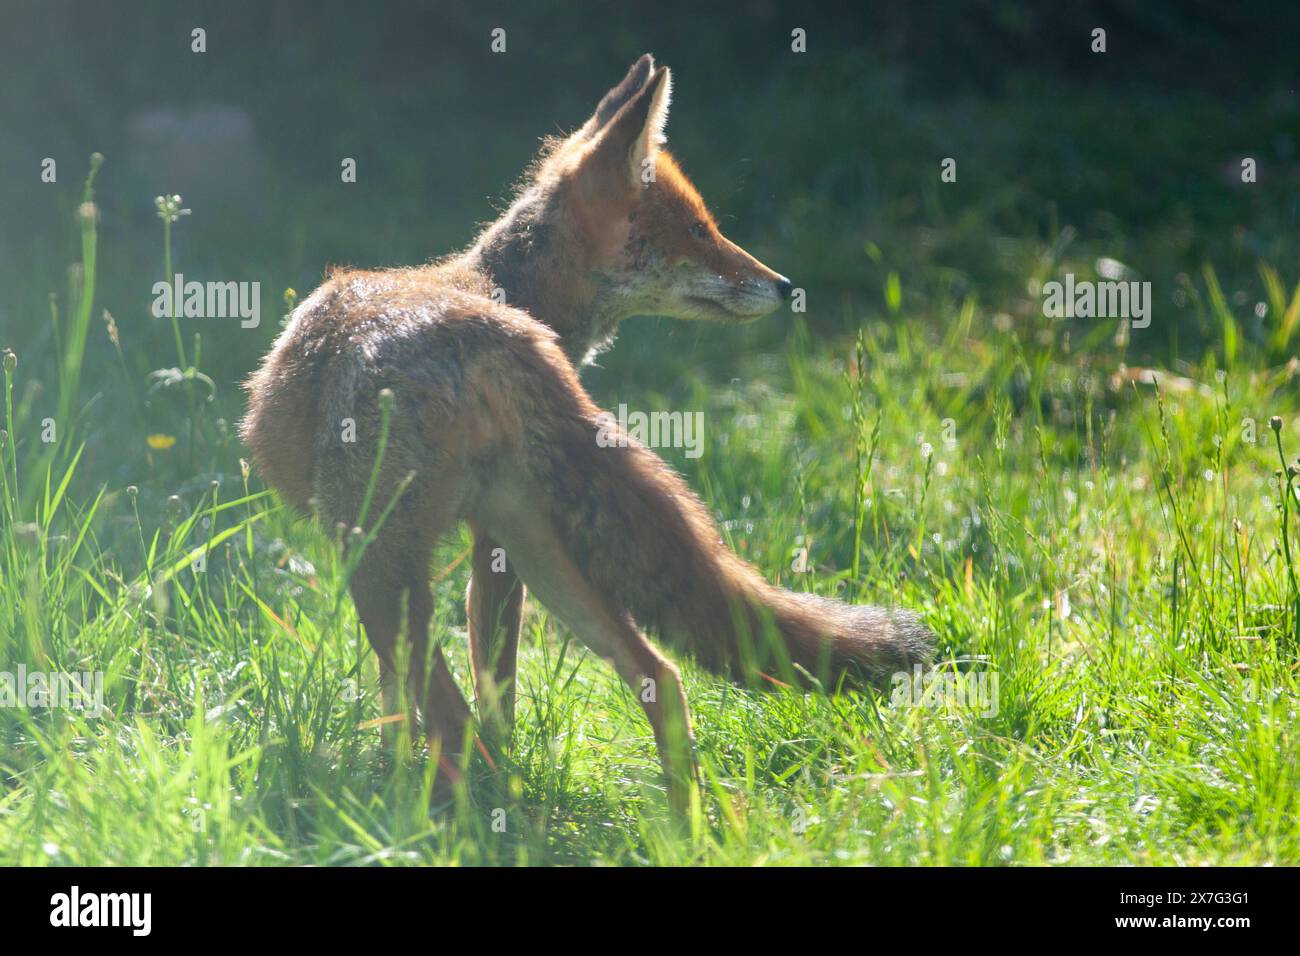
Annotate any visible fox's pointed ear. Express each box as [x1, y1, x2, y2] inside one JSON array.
[[581, 65, 671, 193], [577, 54, 657, 140]]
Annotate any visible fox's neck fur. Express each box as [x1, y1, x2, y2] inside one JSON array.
[[438, 185, 623, 366]]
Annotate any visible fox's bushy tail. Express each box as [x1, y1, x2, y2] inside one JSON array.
[[521, 377, 934, 691]]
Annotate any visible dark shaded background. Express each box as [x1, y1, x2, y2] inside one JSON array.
[[1, 0, 1297, 474]]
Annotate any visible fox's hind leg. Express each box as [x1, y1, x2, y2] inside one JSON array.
[[466, 529, 525, 757], [406, 568, 473, 765], [348, 509, 472, 778], [348, 561, 418, 749], [351, 560, 470, 757]]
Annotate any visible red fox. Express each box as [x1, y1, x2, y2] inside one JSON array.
[[241, 54, 932, 811]]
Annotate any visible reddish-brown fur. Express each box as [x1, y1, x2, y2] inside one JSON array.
[[241, 55, 932, 811]]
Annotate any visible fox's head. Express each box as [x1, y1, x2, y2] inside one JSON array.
[[472, 54, 791, 354]]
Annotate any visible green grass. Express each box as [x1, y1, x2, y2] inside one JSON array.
[[3, 137, 1300, 865]]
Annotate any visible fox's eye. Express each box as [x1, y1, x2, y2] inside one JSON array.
[[689, 220, 708, 239]]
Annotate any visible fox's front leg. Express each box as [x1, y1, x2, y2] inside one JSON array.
[[467, 530, 525, 756], [481, 502, 698, 815]]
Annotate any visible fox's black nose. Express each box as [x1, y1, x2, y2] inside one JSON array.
[[775, 276, 793, 299]]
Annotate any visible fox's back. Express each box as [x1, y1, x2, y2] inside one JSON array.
[[239, 266, 562, 519]]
